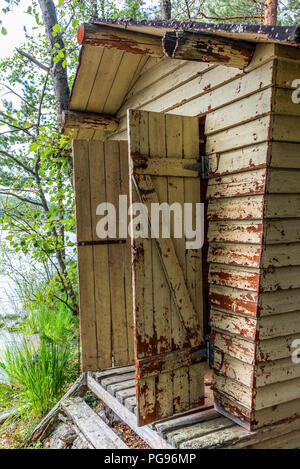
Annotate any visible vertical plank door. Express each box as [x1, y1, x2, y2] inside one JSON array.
[[73, 139, 134, 371], [128, 109, 206, 426]]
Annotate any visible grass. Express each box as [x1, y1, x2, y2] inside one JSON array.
[[0, 338, 72, 418], [21, 300, 78, 345], [0, 292, 79, 445]]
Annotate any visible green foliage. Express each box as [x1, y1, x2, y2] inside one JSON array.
[[0, 0, 155, 315], [172, 0, 299, 24], [0, 284, 79, 421], [22, 298, 78, 346], [0, 339, 72, 418]]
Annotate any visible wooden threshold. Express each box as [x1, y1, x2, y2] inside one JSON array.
[[87, 366, 300, 449]]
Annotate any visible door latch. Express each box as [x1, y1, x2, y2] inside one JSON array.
[[189, 336, 214, 366]]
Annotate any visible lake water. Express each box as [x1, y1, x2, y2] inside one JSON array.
[[0, 229, 76, 360], [0, 230, 24, 363]]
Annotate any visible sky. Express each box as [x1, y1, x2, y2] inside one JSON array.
[[0, 0, 157, 60], [0, 0, 37, 59]]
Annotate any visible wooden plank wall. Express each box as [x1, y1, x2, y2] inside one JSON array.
[[106, 42, 300, 429], [210, 44, 300, 430], [73, 140, 134, 371]]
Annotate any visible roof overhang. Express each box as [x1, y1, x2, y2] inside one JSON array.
[[65, 19, 300, 136], [90, 18, 300, 46]]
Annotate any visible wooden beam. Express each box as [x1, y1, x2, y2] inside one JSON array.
[[77, 23, 164, 58], [61, 110, 119, 133], [162, 31, 255, 69], [61, 397, 128, 449]]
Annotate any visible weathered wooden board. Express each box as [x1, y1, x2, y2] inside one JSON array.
[[208, 243, 262, 268], [61, 397, 128, 449], [211, 308, 300, 340], [116, 60, 274, 135], [212, 329, 300, 365], [210, 308, 257, 341], [163, 30, 255, 68], [209, 143, 268, 177], [70, 46, 104, 112], [87, 372, 174, 449], [215, 373, 300, 412], [118, 62, 213, 119], [87, 367, 300, 449], [207, 169, 267, 199], [78, 23, 163, 58], [208, 195, 264, 220], [70, 38, 300, 435], [73, 140, 134, 371], [259, 288, 300, 315], [214, 350, 300, 389], [208, 220, 263, 244], [209, 285, 259, 317], [209, 264, 260, 291], [206, 116, 271, 155]]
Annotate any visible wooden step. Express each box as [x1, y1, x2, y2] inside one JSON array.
[[61, 397, 128, 449]]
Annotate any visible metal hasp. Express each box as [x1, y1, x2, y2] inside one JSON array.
[[183, 155, 209, 179], [77, 239, 126, 246], [189, 347, 207, 362]]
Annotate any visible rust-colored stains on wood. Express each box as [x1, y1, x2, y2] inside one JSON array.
[[136, 348, 202, 379], [208, 221, 264, 244], [208, 243, 262, 268], [61, 110, 119, 133], [207, 169, 267, 199], [163, 31, 255, 69], [209, 286, 259, 317], [210, 309, 257, 340], [209, 264, 260, 291], [138, 379, 157, 426], [210, 330, 255, 365], [73, 140, 134, 371], [77, 23, 163, 57], [208, 196, 264, 220], [128, 109, 205, 426]]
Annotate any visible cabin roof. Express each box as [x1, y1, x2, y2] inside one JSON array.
[[68, 18, 300, 122], [90, 17, 300, 45]]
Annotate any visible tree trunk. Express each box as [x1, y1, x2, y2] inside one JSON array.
[[38, 0, 70, 119], [161, 0, 171, 20], [264, 0, 278, 25], [91, 0, 98, 17]]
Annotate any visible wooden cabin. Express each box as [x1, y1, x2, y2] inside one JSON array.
[[64, 18, 300, 448]]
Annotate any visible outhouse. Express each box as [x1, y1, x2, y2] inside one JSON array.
[[63, 18, 300, 447]]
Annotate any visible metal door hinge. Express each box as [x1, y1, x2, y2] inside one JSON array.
[[183, 155, 209, 179], [207, 337, 215, 367]]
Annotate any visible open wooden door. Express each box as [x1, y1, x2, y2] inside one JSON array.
[[128, 109, 206, 426], [73, 139, 134, 372]]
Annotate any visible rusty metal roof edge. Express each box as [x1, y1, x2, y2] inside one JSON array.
[[89, 17, 300, 46]]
